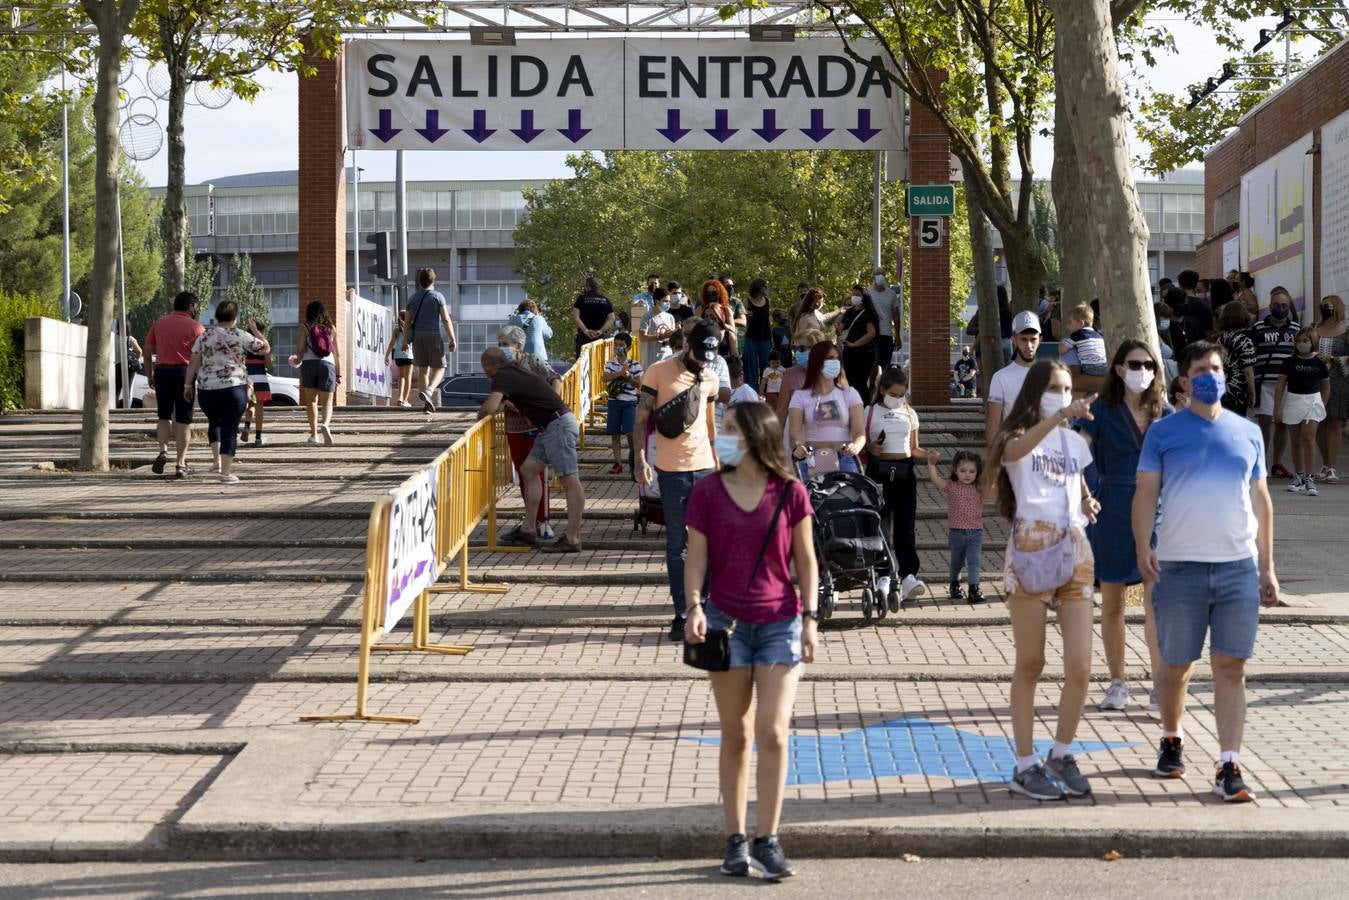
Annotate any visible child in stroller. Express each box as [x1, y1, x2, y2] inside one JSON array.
[[806, 470, 902, 621]]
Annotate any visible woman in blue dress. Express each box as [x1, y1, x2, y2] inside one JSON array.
[[1077, 339, 1170, 712]]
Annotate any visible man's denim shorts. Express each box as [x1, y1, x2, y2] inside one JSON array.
[[1152, 557, 1260, 665], [706, 602, 802, 669]]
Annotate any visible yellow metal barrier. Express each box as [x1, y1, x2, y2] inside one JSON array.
[[302, 346, 611, 725]]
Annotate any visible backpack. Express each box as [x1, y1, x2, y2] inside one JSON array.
[[310, 324, 333, 357]]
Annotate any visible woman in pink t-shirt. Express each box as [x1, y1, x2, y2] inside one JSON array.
[[684, 401, 819, 880]]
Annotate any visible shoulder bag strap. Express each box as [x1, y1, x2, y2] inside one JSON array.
[[746, 479, 793, 591]]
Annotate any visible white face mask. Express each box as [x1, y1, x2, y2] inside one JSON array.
[[1039, 391, 1071, 419], [874, 275, 885, 287], [882, 394, 905, 410], [850, 295, 863, 306], [1123, 368, 1155, 393], [1159, 318, 1171, 329]]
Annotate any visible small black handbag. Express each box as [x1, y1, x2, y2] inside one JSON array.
[[683, 481, 792, 672]]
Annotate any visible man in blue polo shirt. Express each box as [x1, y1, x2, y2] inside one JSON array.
[[1132, 340, 1280, 803]]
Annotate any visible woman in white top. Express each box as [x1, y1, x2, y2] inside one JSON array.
[[787, 340, 865, 480], [184, 300, 269, 484], [865, 365, 927, 604], [986, 359, 1100, 802]]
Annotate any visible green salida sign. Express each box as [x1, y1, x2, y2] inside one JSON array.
[[906, 184, 955, 217]]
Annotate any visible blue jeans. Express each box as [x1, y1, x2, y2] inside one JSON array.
[[706, 602, 802, 668], [742, 339, 773, 394], [657, 467, 713, 616], [1152, 558, 1260, 665], [949, 528, 983, 585], [795, 452, 861, 481]]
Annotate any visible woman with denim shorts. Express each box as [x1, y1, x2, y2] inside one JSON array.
[[684, 401, 819, 881]]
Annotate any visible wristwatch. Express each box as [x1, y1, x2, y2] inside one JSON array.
[[804, 609, 821, 621]]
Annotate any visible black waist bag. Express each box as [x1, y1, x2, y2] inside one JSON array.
[[653, 383, 702, 439]]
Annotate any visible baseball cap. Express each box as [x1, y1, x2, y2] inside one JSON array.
[[1011, 310, 1041, 334], [687, 321, 721, 363]]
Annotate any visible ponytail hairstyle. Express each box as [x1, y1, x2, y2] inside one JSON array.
[[872, 363, 909, 406]]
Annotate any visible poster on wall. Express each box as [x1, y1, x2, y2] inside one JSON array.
[[1241, 133, 1314, 315], [1223, 233, 1240, 275], [1321, 109, 1349, 300]]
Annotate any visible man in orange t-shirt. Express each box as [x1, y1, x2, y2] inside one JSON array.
[[636, 318, 722, 641], [144, 291, 205, 477]]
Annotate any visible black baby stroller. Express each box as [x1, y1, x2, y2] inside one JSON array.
[[807, 471, 903, 622]]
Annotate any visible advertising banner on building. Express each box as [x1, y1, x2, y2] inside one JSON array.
[[351, 294, 392, 398], [384, 463, 440, 631], [346, 38, 904, 152], [1241, 133, 1315, 313], [1321, 109, 1349, 300]]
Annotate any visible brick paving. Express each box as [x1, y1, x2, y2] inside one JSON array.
[[0, 752, 226, 825]]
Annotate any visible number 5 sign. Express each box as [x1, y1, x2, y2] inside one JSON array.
[[917, 217, 943, 249]]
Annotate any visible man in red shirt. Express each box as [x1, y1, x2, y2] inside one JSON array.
[[144, 292, 205, 477]]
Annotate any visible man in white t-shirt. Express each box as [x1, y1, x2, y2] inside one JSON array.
[[870, 266, 902, 367], [986, 310, 1042, 443], [638, 287, 677, 367]]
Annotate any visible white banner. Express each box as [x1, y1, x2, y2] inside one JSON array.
[[351, 294, 392, 398], [1222, 232, 1240, 274], [384, 463, 440, 631], [346, 38, 903, 152], [576, 349, 593, 421], [1241, 132, 1314, 314], [1321, 109, 1349, 300]]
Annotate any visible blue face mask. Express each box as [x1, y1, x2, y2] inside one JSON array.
[[822, 359, 842, 380], [660, 302, 671, 313], [794, 350, 810, 367], [498, 346, 515, 361], [1189, 371, 1225, 405], [715, 434, 746, 467]]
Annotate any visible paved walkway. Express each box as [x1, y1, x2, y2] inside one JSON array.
[[2, 404, 1349, 860]]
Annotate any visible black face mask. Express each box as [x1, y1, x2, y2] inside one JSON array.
[[1271, 305, 1289, 320], [1322, 305, 1335, 322]]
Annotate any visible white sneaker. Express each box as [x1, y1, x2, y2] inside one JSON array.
[[319, 423, 333, 446], [1305, 476, 1318, 497], [1098, 678, 1130, 711], [306, 434, 320, 445], [875, 576, 893, 600], [1322, 467, 1340, 484], [219, 473, 240, 484], [1287, 476, 1306, 493], [1146, 688, 1160, 711], [901, 574, 927, 600]]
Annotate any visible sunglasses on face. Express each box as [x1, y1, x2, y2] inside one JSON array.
[[1125, 360, 1158, 371], [791, 345, 811, 352]]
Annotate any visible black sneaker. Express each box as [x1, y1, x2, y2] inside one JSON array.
[[1214, 761, 1255, 802], [1155, 736, 1185, 779], [151, 451, 167, 475], [668, 615, 685, 642], [967, 585, 986, 604], [749, 834, 795, 880], [948, 582, 965, 601], [720, 833, 750, 877], [539, 536, 582, 554]]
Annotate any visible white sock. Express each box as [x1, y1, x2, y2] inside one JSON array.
[[876, 576, 892, 597], [1220, 750, 1240, 766], [1015, 754, 1040, 774], [1049, 741, 1072, 760], [1162, 728, 1183, 741]]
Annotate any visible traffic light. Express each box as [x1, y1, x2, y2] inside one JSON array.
[[366, 231, 391, 281]]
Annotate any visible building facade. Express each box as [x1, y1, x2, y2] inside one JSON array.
[[175, 171, 548, 374]]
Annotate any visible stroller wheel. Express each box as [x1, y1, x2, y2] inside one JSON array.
[[887, 588, 902, 614], [820, 593, 835, 621], [861, 589, 874, 623]]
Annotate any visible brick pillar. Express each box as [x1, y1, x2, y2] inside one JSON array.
[[297, 45, 348, 403], [907, 73, 952, 406]]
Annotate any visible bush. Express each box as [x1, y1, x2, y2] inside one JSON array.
[[0, 292, 61, 412]]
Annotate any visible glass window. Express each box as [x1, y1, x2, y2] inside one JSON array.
[[455, 322, 494, 374]]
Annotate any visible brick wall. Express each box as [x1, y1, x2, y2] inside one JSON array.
[[1203, 40, 1349, 299], [907, 70, 953, 406], [297, 46, 348, 401]]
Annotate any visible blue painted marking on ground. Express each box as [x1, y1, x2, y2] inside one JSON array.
[[684, 716, 1133, 785]]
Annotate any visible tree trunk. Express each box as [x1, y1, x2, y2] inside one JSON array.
[[79, 1, 132, 471], [161, 49, 188, 298], [1001, 231, 1046, 315], [1049, 0, 1157, 357], [1051, 78, 1096, 309], [967, 188, 1002, 398]]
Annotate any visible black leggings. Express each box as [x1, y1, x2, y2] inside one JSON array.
[[843, 346, 876, 400], [199, 385, 248, 457], [870, 460, 920, 579]]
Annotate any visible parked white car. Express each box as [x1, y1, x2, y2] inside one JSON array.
[[130, 372, 300, 408]]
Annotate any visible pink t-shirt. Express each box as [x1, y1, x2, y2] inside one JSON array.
[[685, 475, 812, 623], [937, 480, 983, 530]]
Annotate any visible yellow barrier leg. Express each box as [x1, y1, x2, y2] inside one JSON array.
[[374, 590, 475, 655], [431, 542, 508, 595]]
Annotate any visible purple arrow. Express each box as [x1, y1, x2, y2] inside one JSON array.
[[463, 110, 496, 143], [415, 109, 449, 143], [752, 109, 786, 143], [801, 109, 834, 143], [511, 109, 544, 143], [369, 109, 401, 144], [704, 109, 738, 143], [656, 109, 690, 143], [847, 109, 881, 143], [558, 109, 592, 143]]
